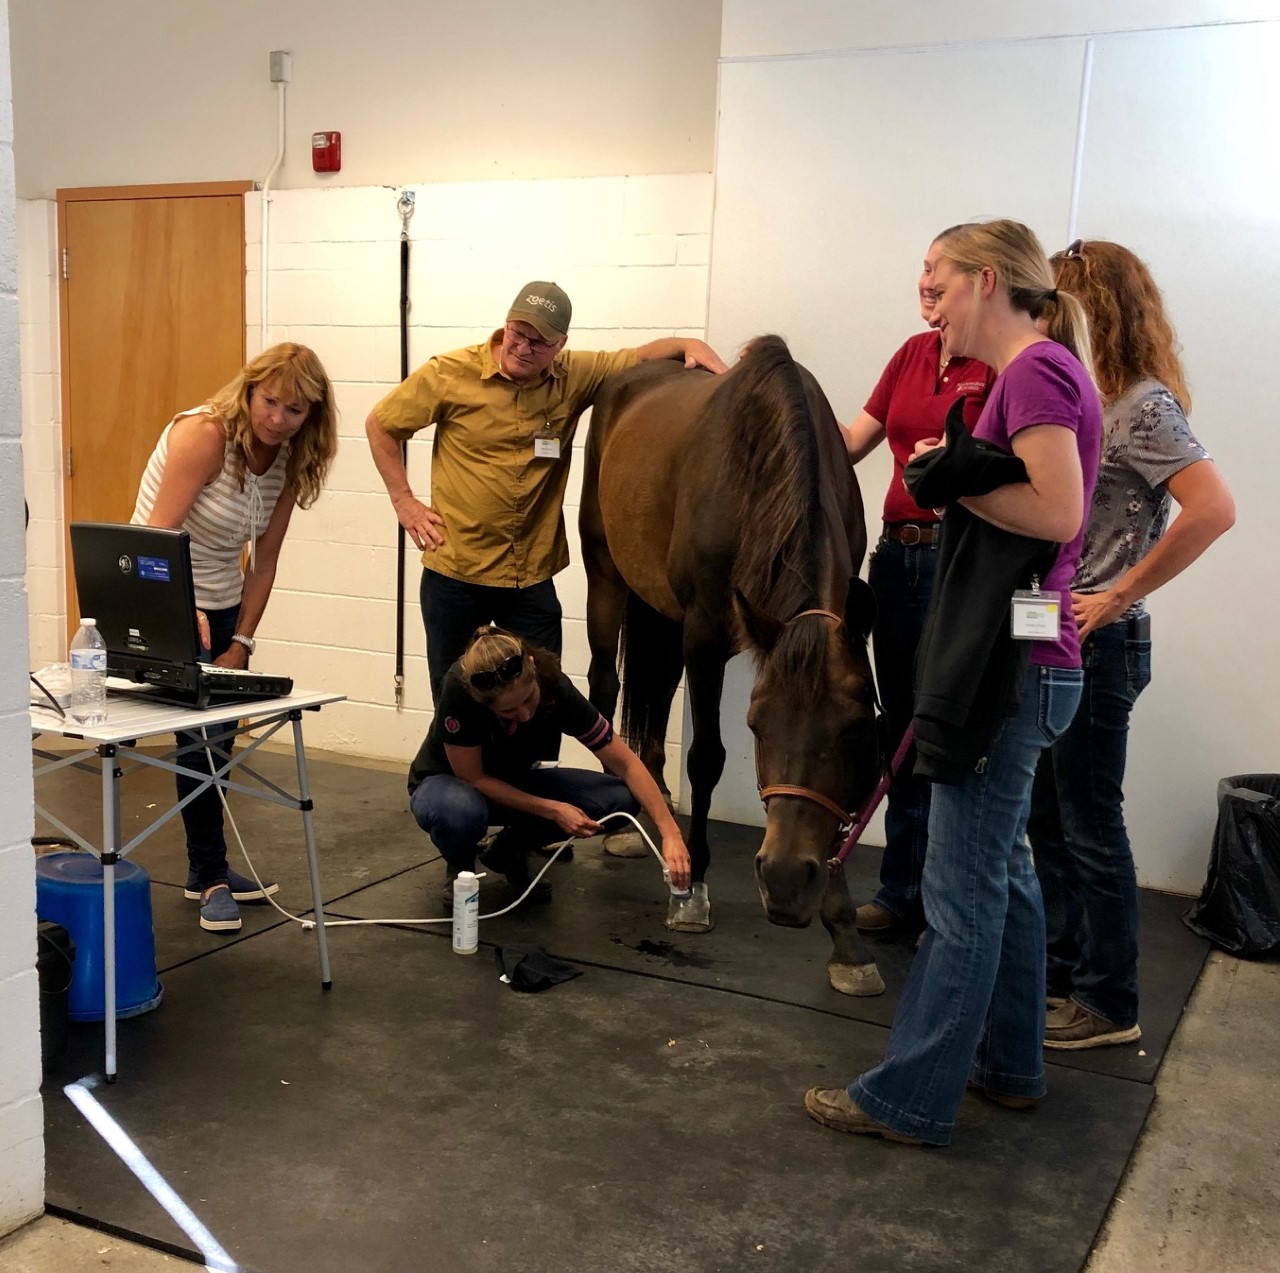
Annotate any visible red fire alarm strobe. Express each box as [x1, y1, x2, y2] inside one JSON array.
[[312, 131, 341, 173]]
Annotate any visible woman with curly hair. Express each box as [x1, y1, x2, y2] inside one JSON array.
[[1031, 241, 1234, 1049], [408, 626, 691, 912], [132, 342, 338, 932]]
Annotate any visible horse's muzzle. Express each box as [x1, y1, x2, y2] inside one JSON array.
[[754, 850, 823, 927]]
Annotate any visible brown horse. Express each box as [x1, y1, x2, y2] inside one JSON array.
[[580, 335, 886, 995]]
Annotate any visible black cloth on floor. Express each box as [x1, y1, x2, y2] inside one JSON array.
[[494, 943, 583, 992], [904, 400, 1059, 785]]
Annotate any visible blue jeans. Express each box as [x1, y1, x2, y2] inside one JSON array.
[[420, 570, 563, 706], [1029, 618, 1151, 1029], [850, 664, 1082, 1145], [410, 768, 640, 869], [868, 535, 938, 923], [176, 604, 241, 889]]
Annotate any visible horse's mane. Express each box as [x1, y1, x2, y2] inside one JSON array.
[[718, 336, 835, 693]]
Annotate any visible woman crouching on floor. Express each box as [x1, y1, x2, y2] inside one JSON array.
[[408, 626, 692, 910]]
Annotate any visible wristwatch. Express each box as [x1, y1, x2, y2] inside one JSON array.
[[231, 633, 256, 655]]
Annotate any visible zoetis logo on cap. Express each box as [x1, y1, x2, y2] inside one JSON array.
[[525, 292, 558, 313]]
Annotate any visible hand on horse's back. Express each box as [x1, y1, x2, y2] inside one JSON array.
[[685, 341, 728, 374]]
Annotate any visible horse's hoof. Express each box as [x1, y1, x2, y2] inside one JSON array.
[[602, 830, 649, 859], [827, 961, 885, 997], [665, 883, 714, 933]]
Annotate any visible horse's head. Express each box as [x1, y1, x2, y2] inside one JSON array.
[[740, 579, 880, 927]]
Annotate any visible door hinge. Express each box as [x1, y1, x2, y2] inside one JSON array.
[[65, 446, 73, 478], [62, 248, 69, 280]]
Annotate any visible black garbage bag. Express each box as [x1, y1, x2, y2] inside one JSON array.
[[1183, 775, 1280, 957]]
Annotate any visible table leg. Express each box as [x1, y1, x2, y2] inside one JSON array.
[[100, 744, 120, 1082], [290, 712, 332, 988]]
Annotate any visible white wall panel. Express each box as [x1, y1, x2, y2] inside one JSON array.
[[722, 0, 1280, 59], [702, 39, 1085, 827], [704, 15, 1280, 893], [1073, 22, 1280, 891]]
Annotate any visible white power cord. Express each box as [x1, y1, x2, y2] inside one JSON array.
[[199, 732, 668, 931]]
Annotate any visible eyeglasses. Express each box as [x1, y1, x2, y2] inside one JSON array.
[[469, 652, 526, 692], [504, 324, 559, 355]]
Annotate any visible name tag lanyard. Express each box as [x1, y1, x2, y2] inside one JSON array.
[[533, 417, 561, 460], [1011, 575, 1062, 641]]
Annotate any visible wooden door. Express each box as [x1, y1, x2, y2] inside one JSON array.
[[57, 181, 249, 634]]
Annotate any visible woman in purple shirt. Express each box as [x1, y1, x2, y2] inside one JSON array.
[[805, 220, 1102, 1146]]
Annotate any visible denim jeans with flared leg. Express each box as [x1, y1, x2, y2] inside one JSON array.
[[849, 664, 1082, 1145]]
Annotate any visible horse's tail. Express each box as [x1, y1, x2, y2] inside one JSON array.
[[619, 589, 684, 764]]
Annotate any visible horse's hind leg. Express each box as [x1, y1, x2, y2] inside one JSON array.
[[583, 542, 626, 723], [579, 535, 649, 858], [821, 859, 885, 996]]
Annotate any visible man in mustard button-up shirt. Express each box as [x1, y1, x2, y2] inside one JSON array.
[[366, 280, 726, 703]]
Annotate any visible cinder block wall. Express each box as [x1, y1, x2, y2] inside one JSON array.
[[0, 0, 45, 1236], [20, 173, 715, 793]]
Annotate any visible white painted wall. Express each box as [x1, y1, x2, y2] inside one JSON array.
[[0, 0, 46, 1240], [704, 1, 1280, 893], [9, 0, 720, 198], [20, 173, 714, 790]]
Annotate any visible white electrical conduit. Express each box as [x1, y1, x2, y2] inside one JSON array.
[[200, 733, 672, 930], [259, 81, 287, 349], [1065, 38, 1094, 244]]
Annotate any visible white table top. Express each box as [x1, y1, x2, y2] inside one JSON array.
[[30, 685, 346, 744]]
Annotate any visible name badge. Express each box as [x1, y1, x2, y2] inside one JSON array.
[[533, 436, 561, 459], [1011, 588, 1062, 640]]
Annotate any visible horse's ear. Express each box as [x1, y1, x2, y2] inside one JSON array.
[[845, 577, 876, 640], [734, 588, 783, 651]]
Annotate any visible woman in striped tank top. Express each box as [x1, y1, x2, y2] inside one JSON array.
[[132, 343, 337, 933]]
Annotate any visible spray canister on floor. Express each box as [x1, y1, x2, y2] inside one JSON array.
[[452, 871, 482, 955]]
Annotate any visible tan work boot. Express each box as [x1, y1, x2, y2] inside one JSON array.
[[854, 901, 894, 931], [803, 1087, 925, 1145]]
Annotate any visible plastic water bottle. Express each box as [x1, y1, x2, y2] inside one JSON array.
[[452, 871, 481, 955], [68, 619, 108, 726]]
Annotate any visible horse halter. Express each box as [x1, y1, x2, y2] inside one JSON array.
[[755, 608, 856, 835]]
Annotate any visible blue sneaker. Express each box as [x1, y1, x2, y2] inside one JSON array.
[[185, 867, 278, 902], [199, 884, 242, 933]]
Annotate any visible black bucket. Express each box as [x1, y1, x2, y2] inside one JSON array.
[[36, 921, 76, 1073]]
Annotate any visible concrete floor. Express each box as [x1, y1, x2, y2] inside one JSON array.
[[3, 951, 1276, 1272]]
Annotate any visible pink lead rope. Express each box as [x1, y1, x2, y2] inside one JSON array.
[[832, 724, 915, 866]]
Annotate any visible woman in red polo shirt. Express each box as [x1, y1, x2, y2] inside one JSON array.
[[840, 228, 996, 936]]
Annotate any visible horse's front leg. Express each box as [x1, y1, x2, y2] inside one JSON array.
[[821, 858, 885, 996], [665, 624, 729, 933]]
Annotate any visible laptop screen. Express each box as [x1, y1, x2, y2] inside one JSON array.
[[69, 523, 201, 672]]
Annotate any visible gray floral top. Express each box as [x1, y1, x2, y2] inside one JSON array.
[[1073, 379, 1209, 614]]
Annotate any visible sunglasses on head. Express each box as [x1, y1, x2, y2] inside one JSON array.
[[469, 652, 526, 692]]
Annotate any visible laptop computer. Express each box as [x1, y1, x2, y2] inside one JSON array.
[[69, 522, 294, 710]]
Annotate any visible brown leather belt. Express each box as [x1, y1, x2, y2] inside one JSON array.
[[883, 522, 941, 547]]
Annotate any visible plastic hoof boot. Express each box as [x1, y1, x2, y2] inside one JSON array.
[[602, 830, 648, 858], [665, 882, 713, 933], [827, 961, 885, 997]]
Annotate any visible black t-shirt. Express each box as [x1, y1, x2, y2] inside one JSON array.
[[408, 664, 614, 792]]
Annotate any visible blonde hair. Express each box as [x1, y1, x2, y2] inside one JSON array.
[[1050, 241, 1190, 412], [937, 220, 1096, 383], [458, 626, 562, 705], [207, 343, 338, 509]]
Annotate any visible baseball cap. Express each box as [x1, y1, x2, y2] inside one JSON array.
[[507, 281, 572, 344]]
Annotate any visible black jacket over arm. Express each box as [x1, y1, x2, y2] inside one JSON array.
[[903, 401, 1059, 784]]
